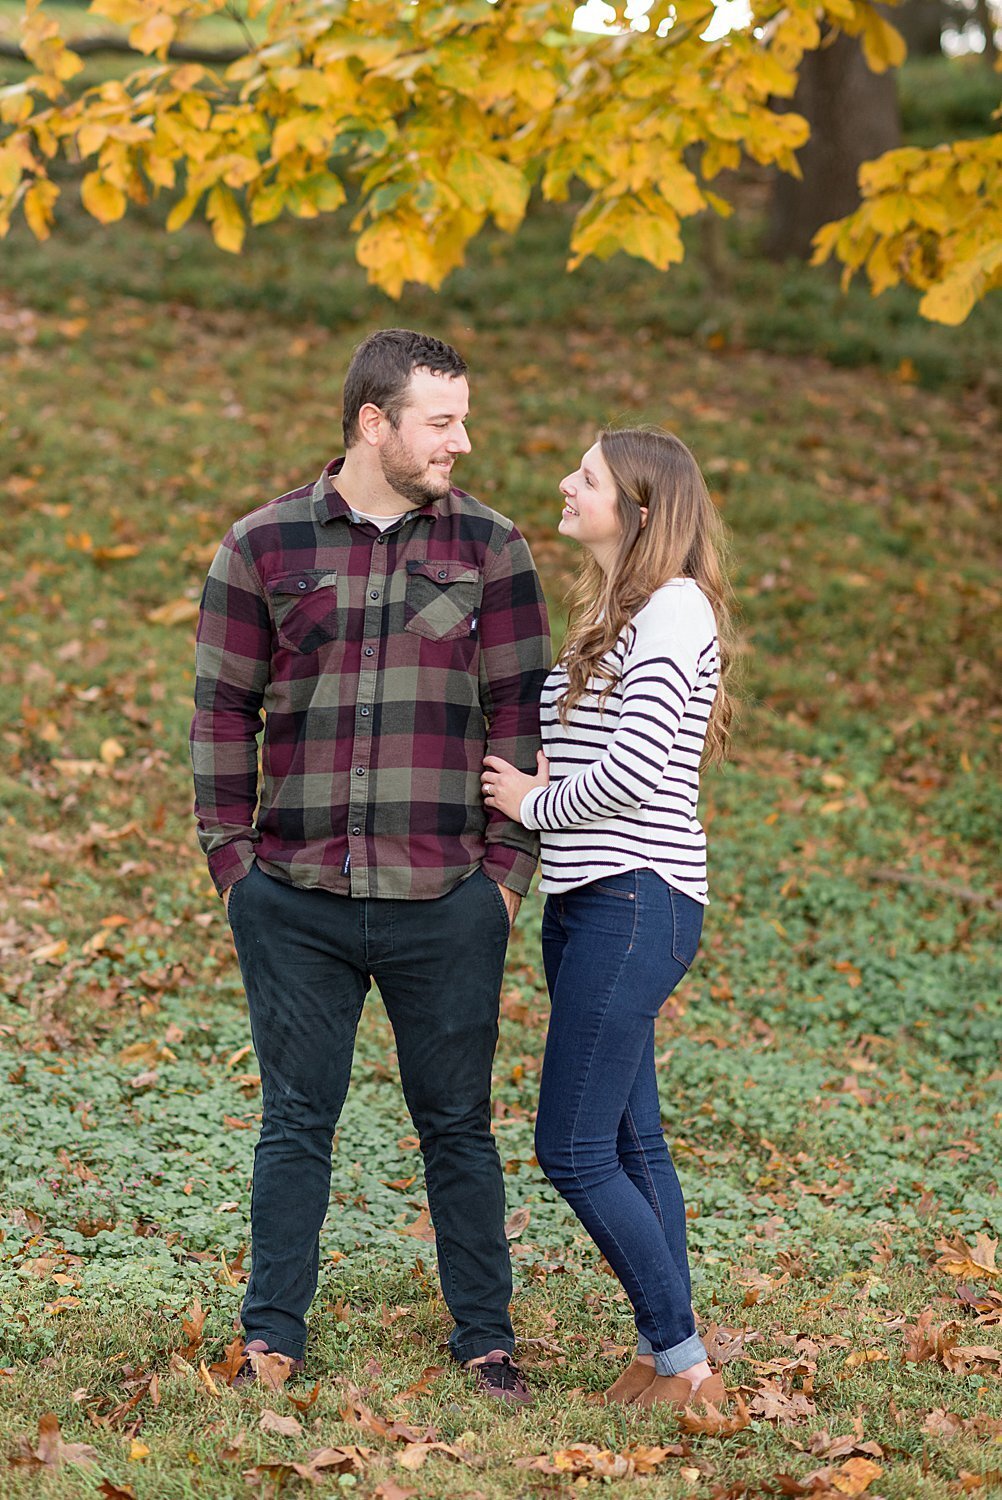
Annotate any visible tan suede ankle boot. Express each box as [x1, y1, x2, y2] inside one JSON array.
[[602, 1358, 658, 1404]]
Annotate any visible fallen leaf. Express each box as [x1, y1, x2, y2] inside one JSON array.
[[11, 1412, 99, 1470], [249, 1349, 297, 1391], [128, 1439, 150, 1461], [840, 1348, 889, 1373], [147, 597, 199, 626], [831, 1456, 884, 1495], [286, 1379, 321, 1412], [98, 1482, 137, 1499], [180, 1296, 207, 1357], [373, 1483, 417, 1500], [209, 1335, 246, 1387], [936, 1233, 998, 1281], [258, 1409, 302, 1438], [677, 1395, 752, 1436], [504, 1206, 531, 1240], [399, 1207, 435, 1242]]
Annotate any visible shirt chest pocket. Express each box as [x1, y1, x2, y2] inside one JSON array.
[[267, 569, 340, 653], [405, 561, 482, 643]]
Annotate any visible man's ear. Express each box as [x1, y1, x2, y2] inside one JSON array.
[[356, 401, 385, 447]]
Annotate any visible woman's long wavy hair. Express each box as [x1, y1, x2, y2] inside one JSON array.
[[558, 427, 736, 766]]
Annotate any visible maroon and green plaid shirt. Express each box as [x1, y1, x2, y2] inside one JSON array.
[[190, 459, 550, 900]]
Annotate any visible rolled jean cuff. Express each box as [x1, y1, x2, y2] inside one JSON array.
[[650, 1331, 707, 1377]]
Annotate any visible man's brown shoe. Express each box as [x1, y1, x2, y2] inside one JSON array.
[[468, 1349, 534, 1407], [631, 1371, 727, 1409], [603, 1359, 657, 1404]]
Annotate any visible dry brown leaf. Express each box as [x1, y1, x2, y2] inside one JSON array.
[[373, 1483, 417, 1500], [747, 1383, 816, 1424], [831, 1457, 884, 1495], [97, 1482, 138, 1499], [180, 1296, 207, 1357], [217, 1428, 246, 1462], [677, 1395, 752, 1437], [399, 1207, 435, 1241], [243, 1446, 367, 1488], [840, 1348, 888, 1373], [197, 1360, 220, 1398], [936, 1233, 999, 1281], [400, 1365, 445, 1398], [398, 1440, 471, 1471], [147, 597, 199, 626], [504, 1205, 531, 1240], [209, 1335, 247, 1387], [286, 1379, 322, 1412], [249, 1349, 297, 1391], [258, 1408, 302, 1438], [11, 1412, 99, 1470]]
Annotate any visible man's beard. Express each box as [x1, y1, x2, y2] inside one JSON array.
[[379, 429, 452, 507]]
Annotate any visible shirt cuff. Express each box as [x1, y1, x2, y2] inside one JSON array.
[[481, 842, 538, 898], [207, 838, 258, 896]]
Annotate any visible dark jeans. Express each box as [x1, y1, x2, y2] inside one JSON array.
[[227, 863, 514, 1363], [536, 869, 708, 1377]]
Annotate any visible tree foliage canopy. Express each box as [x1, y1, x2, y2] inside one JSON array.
[[1, 0, 998, 321]]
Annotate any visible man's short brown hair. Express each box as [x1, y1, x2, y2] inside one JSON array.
[[341, 329, 468, 448]]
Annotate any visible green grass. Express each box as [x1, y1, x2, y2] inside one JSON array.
[[0, 145, 1000, 1496]]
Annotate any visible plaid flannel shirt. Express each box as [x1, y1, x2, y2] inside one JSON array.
[[190, 459, 550, 900]]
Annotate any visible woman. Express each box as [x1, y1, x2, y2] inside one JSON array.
[[481, 427, 734, 1408]]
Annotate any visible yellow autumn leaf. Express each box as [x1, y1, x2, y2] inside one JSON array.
[[207, 183, 245, 253], [100, 738, 126, 766], [166, 192, 201, 234], [868, 192, 914, 236], [81, 172, 127, 224], [858, 8, 906, 73], [90, 0, 147, 24], [919, 275, 979, 327], [129, 12, 176, 55], [24, 179, 59, 240]]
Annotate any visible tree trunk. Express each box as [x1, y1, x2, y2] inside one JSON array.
[[972, 0, 999, 64], [766, 29, 902, 261], [894, 0, 945, 56]]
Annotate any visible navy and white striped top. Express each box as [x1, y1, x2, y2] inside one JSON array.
[[519, 579, 719, 902]]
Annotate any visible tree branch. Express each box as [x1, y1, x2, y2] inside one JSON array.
[[0, 35, 248, 64]]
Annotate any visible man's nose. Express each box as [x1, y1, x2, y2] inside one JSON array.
[[449, 424, 472, 454]]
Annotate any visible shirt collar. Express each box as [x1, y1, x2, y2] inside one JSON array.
[[313, 456, 447, 527]]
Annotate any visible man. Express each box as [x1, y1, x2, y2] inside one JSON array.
[[190, 329, 549, 1403]]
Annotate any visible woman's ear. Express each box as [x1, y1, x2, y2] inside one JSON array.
[[638, 506, 649, 529]]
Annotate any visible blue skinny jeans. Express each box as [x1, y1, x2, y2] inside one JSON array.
[[535, 869, 707, 1377]]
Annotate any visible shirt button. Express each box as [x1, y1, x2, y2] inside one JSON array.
[[360, 706, 370, 716], [364, 647, 375, 657], [377, 536, 386, 545], [369, 590, 379, 600], [437, 570, 448, 580], [355, 767, 365, 776], [297, 580, 308, 590], [351, 826, 361, 836]]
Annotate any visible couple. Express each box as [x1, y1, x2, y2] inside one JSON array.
[[190, 328, 732, 1410]]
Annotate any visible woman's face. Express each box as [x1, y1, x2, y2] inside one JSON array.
[[558, 442, 622, 565]]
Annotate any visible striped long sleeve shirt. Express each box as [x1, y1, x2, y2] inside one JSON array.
[[519, 579, 719, 903]]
